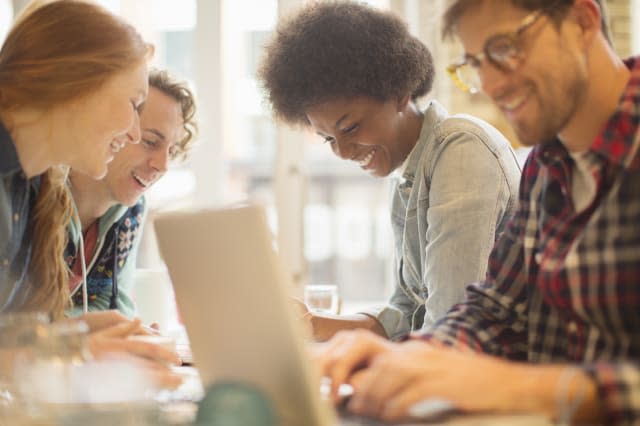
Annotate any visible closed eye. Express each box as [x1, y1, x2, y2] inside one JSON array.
[[341, 123, 359, 134], [323, 136, 335, 145], [142, 139, 159, 148]]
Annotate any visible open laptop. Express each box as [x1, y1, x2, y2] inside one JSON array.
[[154, 203, 341, 426], [154, 204, 551, 426]]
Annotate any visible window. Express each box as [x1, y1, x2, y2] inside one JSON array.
[[0, 0, 12, 44]]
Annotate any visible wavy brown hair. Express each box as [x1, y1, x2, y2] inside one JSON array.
[[442, 0, 612, 46], [148, 69, 198, 162], [0, 0, 152, 319], [257, 0, 435, 127]]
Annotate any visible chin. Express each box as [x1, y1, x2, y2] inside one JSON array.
[[120, 197, 141, 207], [89, 166, 109, 180]]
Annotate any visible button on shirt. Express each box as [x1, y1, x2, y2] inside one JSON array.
[[420, 57, 640, 425], [0, 120, 38, 311]]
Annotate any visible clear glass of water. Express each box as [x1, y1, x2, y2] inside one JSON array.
[[0, 311, 50, 417], [303, 285, 339, 314]]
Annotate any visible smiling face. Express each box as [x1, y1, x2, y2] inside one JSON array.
[[100, 86, 184, 207], [306, 96, 420, 177], [61, 61, 149, 179], [457, 1, 588, 146]]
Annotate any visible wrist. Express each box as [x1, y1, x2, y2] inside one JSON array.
[[502, 363, 601, 423]]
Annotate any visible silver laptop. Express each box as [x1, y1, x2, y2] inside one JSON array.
[[154, 204, 338, 426], [154, 204, 551, 426]]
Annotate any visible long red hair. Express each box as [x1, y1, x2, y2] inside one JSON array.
[[0, 0, 152, 319]]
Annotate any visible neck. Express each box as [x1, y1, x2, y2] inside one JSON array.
[[70, 173, 114, 232], [558, 41, 630, 152], [0, 108, 59, 178], [399, 101, 425, 154]]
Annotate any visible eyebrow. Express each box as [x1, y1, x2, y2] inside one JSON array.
[[314, 113, 350, 137], [334, 113, 349, 129], [144, 128, 166, 141]]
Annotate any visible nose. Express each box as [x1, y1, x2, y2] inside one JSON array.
[[149, 144, 170, 173], [331, 137, 355, 161], [126, 112, 142, 144]]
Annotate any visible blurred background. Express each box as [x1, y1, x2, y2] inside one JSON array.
[[2, 0, 639, 312]]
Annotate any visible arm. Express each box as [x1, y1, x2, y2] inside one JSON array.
[[418, 152, 538, 358], [308, 313, 386, 342], [329, 338, 603, 424], [421, 130, 513, 328], [359, 279, 419, 340], [292, 294, 387, 341]]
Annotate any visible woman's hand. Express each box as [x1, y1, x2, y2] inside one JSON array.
[[86, 317, 182, 389]]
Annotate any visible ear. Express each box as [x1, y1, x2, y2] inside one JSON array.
[[569, 0, 603, 46], [397, 93, 411, 112]]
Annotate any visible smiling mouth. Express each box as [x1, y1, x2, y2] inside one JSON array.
[[356, 148, 376, 168], [497, 88, 532, 113], [132, 172, 152, 188]]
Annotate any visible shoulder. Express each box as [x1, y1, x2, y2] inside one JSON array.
[[433, 114, 512, 155]]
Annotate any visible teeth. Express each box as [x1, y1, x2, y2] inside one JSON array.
[[110, 141, 122, 153], [110, 140, 127, 153], [358, 150, 375, 167], [500, 93, 528, 111], [132, 172, 151, 188]]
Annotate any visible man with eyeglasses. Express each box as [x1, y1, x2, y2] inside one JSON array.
[[314, 0, 640, 424]]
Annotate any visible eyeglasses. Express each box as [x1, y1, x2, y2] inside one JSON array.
[[446, 8, 549, 94]]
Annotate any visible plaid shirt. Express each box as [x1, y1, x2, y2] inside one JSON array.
[[420, 57, 640, 424]]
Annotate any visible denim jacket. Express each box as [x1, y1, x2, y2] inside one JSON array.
[[0, 120, 39, 311], [361, 100, 521, 339]]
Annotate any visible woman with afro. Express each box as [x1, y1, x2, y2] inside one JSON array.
[[258, 1, 521, 341]]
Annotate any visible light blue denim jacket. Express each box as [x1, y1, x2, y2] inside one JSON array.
[[361, 101, 521, 339]]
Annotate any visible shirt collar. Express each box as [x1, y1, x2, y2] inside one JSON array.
[[395, 100, 447, 180], [590, 56, 640, 170], [0, 120, 22, 175]]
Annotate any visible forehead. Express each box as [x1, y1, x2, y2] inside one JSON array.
[[141, 87, 183, 141], [104, 60, 149, 96], [307, 97, 385, 119], [456, 1, 532, 53]]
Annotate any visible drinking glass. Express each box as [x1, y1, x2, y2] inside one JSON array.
[[0, 311, 50, 418], [303, 285, 339, 314]]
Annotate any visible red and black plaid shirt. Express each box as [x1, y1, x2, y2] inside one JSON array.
[[421, 57, 640, 424]]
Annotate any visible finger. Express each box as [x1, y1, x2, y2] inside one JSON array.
[[132, 324, 161, 336], [104, 353, 184, 390], [324, 331, 389, 401], [93, 318, 141, 339], [91, 336, 182, 366], [380, 381, 449, 423], [120, 339, 181, 365], [348, 357, 413, 419], [127, 357, 184, 389], [80, 310, 129, 332]]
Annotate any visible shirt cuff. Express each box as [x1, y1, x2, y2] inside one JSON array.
[[584, 361, 640, 425], [358, 305, 411, 340]]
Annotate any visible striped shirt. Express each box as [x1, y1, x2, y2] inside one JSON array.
[[420, 56, 640, 424]]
